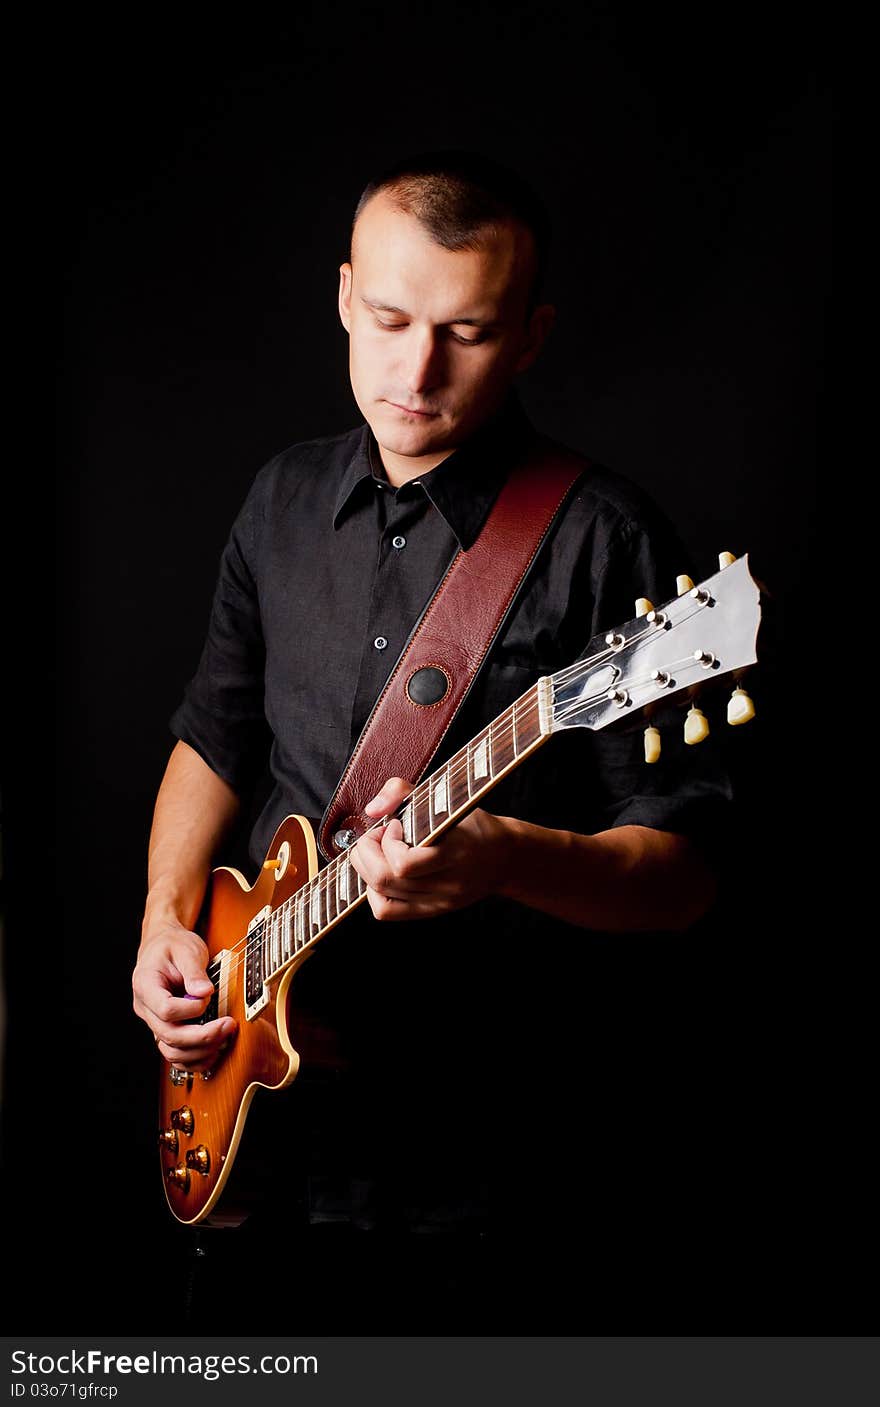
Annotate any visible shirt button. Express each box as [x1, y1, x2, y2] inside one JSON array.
[[392, 535, 406, 549], [374, 636, 388, 651]]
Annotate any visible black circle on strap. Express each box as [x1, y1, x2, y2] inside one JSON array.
[[406, 666, 450, 706]]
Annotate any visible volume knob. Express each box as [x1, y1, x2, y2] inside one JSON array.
[[170, 1105, 195, 1135], [185, 1145, 211, 1176], [158, 1128, 179, 1154], [166, 1164, 190, 1191]]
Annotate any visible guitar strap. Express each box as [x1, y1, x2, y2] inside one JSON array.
[[317, 431, 588, 861]]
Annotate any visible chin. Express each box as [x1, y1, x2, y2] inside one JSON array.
[[373, 406, 451, 452]]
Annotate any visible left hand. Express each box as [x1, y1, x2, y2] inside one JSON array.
[[349, 777, 511, 921]]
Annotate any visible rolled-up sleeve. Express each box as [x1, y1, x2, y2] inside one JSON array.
[[584, 511, 736, 865]]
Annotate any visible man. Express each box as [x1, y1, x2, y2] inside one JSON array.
[[132, 150, 733, 1329]]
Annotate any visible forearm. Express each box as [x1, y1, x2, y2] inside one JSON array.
[[143, 739, 242, 935], [496, 817, 718, 931]]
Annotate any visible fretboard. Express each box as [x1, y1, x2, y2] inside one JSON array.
[[250, 676, 553, 991]]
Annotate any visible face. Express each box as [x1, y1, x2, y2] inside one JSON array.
[[338, 190, 554, 474]]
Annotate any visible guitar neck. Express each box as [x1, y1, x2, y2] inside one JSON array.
[[257, 678, 553, 982]]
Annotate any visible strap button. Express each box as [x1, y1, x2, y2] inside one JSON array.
[[392, 535, 406, 549], [374, 636, 388, 651]]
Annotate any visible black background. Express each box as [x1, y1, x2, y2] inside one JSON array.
[[5, 3, 833, 1335]]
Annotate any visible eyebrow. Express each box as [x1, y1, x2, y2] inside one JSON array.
[[360, 296, 499, 328]]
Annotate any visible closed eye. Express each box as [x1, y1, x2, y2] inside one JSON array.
[[374, 318, 485, 346]]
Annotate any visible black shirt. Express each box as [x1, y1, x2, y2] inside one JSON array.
[[171, 387, 732, 870], [169, 386, 735, 1232]]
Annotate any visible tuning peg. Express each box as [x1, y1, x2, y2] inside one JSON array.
[[644, 725, 661, 763], [727, 687, 756, 725], [684, 706, 710, 745], [676, 574, 694, 594], [718, 551, 736, 569], [635, 597, 654, 617]]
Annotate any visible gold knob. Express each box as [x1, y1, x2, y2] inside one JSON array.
[[166, 1164, 190, 1191], [158, 1128, 179, 1154], [676, 574, 694, 594], [644, 726, 661, 764], [684, 707, 710, 745], [170, 1105, 195, 1135], [185, 1145, 211, 1176], [727, 687, 756, 725], [719, 551, 736, 568], [635, 597, 654, 618]]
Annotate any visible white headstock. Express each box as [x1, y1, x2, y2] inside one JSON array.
[[551, 553, 761, 735]]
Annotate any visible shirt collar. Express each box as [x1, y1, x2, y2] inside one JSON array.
[[332, 387, 538, 549]]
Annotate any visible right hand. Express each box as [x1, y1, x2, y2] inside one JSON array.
[[132, 919, 237, 1071]]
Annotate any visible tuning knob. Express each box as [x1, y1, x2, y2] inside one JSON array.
[[677, 574, 694, 594], [635, 597, 654, 617], [644, 726, 661, 763], [185, 1144, 211, 1176], [684, 707, 710, 745], [166, 1164, 190, 1191], [727, 687, 756, 725], [158, 1128, 179, 1154], [719, 551, 736, 568], [170, 1105, 195, 1135]]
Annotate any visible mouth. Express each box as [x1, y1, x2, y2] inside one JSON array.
[[386, 401, 440, 418]]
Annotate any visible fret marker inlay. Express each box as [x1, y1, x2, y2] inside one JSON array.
[[474, 736, 489, 779]]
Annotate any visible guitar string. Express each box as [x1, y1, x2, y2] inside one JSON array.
[[206, 600, 713, 988], [202, 638, 712, 987], [197, 642, 709, 993], [200, 597, 717, 990]]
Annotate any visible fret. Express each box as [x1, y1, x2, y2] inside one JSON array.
[[447, 743, 470, 817], [465, 740, 473, 799], [323, 870, 337, 927], [295, 891, 306, 951], [310, 881, 322, 934], [490, 708, 515, 776], [262, 917, 269, 977], [432, 766, 449, 817], [401, 801, 414, 843], [516, 686, 542, 752], [282, 903, 291, 961], [512, 697, 519, 757], [355, 866, 366, 897], [411, 783, 432, 844]]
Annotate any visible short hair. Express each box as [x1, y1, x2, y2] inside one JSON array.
[[350, 148, 552, 316]]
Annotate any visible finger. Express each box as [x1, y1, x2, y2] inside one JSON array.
[[153, 1015, 236, 1055], [368, 890, 446, 922], [169, 947, 214, 1000], [137, 975, 217, 1027]]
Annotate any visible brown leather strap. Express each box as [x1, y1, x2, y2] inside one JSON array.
[[317, 433, 588, 860]]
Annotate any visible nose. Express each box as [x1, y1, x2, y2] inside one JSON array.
[[402, 327, 444, 395]]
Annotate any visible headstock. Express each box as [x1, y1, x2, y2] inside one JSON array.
[[550, 552, 761, 756]]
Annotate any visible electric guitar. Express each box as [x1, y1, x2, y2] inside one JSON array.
[[158, 551, 762, 1225]]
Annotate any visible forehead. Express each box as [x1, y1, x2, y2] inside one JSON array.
[[351, 190, 534, 313]]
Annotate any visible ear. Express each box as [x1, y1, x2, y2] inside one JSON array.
[[338, 262, 353, 333], [514, 302, 556, 374]]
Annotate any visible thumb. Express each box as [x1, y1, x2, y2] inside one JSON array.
[[175, 953, 214, 998], [364, 777, 414, 817]]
